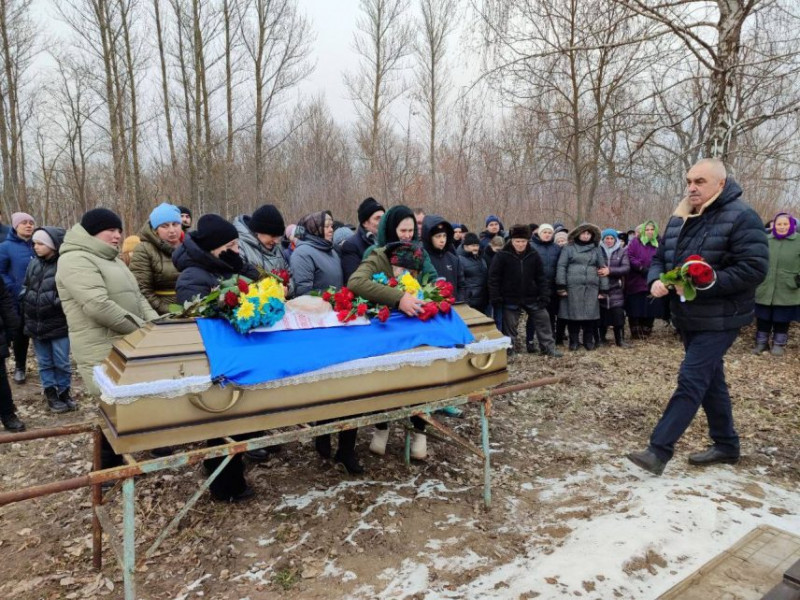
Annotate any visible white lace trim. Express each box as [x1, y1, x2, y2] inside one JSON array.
[[94, 336, 511, 405]]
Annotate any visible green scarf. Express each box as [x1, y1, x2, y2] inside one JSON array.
[[639, 220, 659, 247]]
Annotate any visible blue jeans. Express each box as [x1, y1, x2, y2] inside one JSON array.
[[33, 337, 72, 391], [649, 329, 740, 462]]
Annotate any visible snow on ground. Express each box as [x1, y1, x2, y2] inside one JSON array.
[[347, 460, 800, 600]]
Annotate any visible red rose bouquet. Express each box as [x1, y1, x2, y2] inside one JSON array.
[[660, 254, 716, 302], [316, 286, 390, 323]]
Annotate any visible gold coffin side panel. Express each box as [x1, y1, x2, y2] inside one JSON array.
[[99, 305, 508, 454]]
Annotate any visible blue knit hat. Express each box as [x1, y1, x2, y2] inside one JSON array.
[[601, 228, 618, 241], [485, 215, 501, 227], [149, 203, 182, 229]]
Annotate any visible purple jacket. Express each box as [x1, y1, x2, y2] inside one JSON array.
[[625, 237, 657, 295]]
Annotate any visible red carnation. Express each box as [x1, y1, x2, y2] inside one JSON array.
[[322, 291, 332, 302], [685, 255, 704, 263], [377, 306, 391, 322], [688, 263, 714, 286], [418, 302, 438, 321], [224, 291, 238, 307], [439, 300, 451, 314], [337, 309, 350, 322], [388, 277, 398, 287], [356, 303, 368, 316], [271, 269, 290, 286], [237, 278, 249, 293]]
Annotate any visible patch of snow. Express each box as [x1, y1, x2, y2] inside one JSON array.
[[431, 549, 488, 573], [256, 537, 275, 547], [321, 559, 357, 583], [520, 482, 534, 491], [172, 573, 212, 600]]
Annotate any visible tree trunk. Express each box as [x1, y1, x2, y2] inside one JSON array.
[[153, 0, 177, 175]]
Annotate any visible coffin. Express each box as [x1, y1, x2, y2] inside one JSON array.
[[96, 305, 509, 454]]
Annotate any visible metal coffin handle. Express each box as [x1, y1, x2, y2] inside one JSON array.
[[188, 388, 242, 413], [469, 352, 496, 371]]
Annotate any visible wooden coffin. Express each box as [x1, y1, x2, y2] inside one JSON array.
[[98, 305, 508, 453]]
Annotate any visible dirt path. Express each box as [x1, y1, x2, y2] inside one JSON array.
[[0, 324, 798, 599]]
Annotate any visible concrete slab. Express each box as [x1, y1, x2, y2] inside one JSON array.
[[659, 526, 800, 600]]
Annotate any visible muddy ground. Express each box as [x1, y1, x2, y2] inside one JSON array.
[[0, 323, 798, 599]]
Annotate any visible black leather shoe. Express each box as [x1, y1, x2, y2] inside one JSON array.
[[569, 343, 580, 351], [245, 448, 272, 462], [334, 451, 364, 475], [688, 447, 739, 466], [1, 413, 25, 432], [211, 485, 255, 503], [626, 449, 666, 476]]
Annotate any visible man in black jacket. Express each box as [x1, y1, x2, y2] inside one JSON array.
[[488, 225, 562, 357], [340, 197, 385, 283], [627, 159, 769, 476]]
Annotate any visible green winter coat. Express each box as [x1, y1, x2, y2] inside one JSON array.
[[129, 223, 180, 314], [755, 232, 800, 307], [56, 224, 158, 395], [347, 249, 406, 307]]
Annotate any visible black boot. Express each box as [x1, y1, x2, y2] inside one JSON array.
[[1, 412, 25, 432], [59, 387, 78, 411], [45, 386, 70, 414], [614, 327, 631, 348], [315, 434, 332, 459], [334, 449, 364, 474]]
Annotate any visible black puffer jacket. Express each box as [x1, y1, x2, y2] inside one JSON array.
[[22, 227, 68, 340], [648, 178, 769, 331], [531, 235, 562, 288], [458, 246, 489, 309], [488, 241, 549, 307], [0, 277, 19, 358], [340, 226, 375, 282], [173, 234, 259, 303], [422, 215, 466, 301]]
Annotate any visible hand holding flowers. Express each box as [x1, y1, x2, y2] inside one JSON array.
[[659, 254, 716, 302]]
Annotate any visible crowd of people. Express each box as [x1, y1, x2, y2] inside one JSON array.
[[0, 160, 796, 496]]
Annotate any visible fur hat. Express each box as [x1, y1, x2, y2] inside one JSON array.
[[463, 232, 480, 246], [509, 224, 531, 240]]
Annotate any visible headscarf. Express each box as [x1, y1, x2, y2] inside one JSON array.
[[639, 220, 659, 247], [296, 211, 331, 239], [772, 212, 797, 239], [381, 205, 416, 245]]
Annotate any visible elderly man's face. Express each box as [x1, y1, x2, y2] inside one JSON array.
[[686, 163, 725, 209]]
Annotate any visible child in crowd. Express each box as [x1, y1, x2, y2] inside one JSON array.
[[22, 227, 74, 413], [488, 225, 562, 357], [421, 215, 465, 301]]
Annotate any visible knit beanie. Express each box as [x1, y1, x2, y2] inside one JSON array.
[[178, 206, 192, 218], [554, 231, 568, 243], [538, 223, 554, 234], [11, 212, 35, 229], [249, 204, 286, 236], [122, 235, 141, 254], [357, 197, 385, 226], [81, 208, 122, 236], [333, 226, 353, 248], [485, 214, 501, 227], [149, 203, 182, 229], [601, 228, 618, 241], [192, 214, 238, 252], [509, 224, 531, 239], [463, 232, 480, 246], [32, 229, 56, 251]]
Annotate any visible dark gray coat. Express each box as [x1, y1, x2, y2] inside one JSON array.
[[22, 226, 68, 339], [601, 243, 629, 310], [556, 224, 609, 321], [290, 235, 343, 296]]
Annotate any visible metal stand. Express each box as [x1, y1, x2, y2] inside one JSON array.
[[0, 377, 560, 600]]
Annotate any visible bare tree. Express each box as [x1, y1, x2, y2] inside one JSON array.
[[414, 0, 456, 207], [238, 0, 313, 199], [346, 0, 411, 181], [153, 0, 177, 175]]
